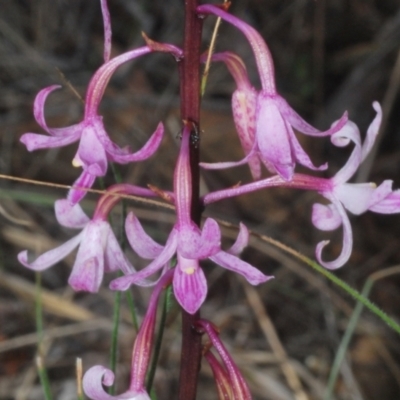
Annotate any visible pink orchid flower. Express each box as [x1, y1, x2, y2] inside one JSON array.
[[110, 124, 272, 314], [18, 185, 154, 292], [20, 46, 164, 204], [197, 5, 347, 181], [204, 102, 400, 269]]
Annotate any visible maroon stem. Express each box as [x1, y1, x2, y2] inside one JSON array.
[[178, 0, 203, 399]]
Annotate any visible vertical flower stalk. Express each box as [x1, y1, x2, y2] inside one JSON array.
[[178, 0, 203, 399]]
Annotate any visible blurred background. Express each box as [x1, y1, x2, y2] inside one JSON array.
[[1, 0, 400, 399]]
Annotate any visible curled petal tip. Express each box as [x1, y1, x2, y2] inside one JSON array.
[[17, 250, 29, 265]]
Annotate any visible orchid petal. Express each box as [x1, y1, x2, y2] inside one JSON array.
[[232, 89, 257, 151], [315, 198, 353, 269], [125, 212, 163, 259], [275, 95, 348, 137], [331, 121, 362, 184], [210, 251, 272, 285], [68, 221, 109, 292], [198, 218, 222, 257], [312, 203, 342, 231], [335, 181, 393, 215], [109, 230, 178, 291], [20, 130, 80, 151], [33, 85, 62, 135], [228, 223, 249, 255], [83, 365, 149, 400], [361, 101, 382, 162], [18, 232, 83, 271], [55, 199, 90, 228], [199, 145, 257, 172], [83, 366, 117, 400], [370, 195, 400, 213], [74, 123, 108, 176], [369, 188, 400, 214], [104, 228, 136, 274], [174, 258, 207, 314], [256, 93, 294, 180], [178, 219, 221, 259], [286, 123, 328, 171], [100, 122, 164, 163], [67, 170, 96, 205]]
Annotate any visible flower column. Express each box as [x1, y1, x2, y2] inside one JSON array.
[[178, 0, 203, 399]]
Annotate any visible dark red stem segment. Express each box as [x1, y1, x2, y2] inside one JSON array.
[[178, 0, 203, 399]]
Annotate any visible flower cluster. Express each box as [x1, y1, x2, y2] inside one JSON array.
[[17, 1, 400, 399]]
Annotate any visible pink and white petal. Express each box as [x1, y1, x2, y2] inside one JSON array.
[[75, 125, 108, 176], [18, 232, 83, 271], [67, 171, 96, 205], [228, 222, 249, 255], [33, 85, 62, 134], [275, 95, 348, 137], [68, 221, 109, 292], [104, 228, 135, 274], [109, 230, 178, 291], [55, 199, 90, 228], [20, 131, 80, 151], [369, 189, 400, 214], [256, 94, 294, 181], [361, 102, 382, 162], [287, 123, 327, 171], [178, 219, 220, 260], [125, 212, 163, 259], [177, 223, 203, 258], [199, 145, 257, 171], [312, 203, 342, 231], [102, 122, 164, 164], [83, 365, 146, 400], [210, 251, 273, 285], [83, 366, 117, 400], [196, 218, 221, 258], [335, 181, 392, 215], [315, 199, 353, 270], [100, 0, 112, 63], [173, 260, 207, 314], [331, 121, 362, 184]]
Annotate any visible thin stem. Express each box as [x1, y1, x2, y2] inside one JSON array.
[[146, 285, 172, 393], [36, 356, 53, 400], [178, 0, 203, 399]]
